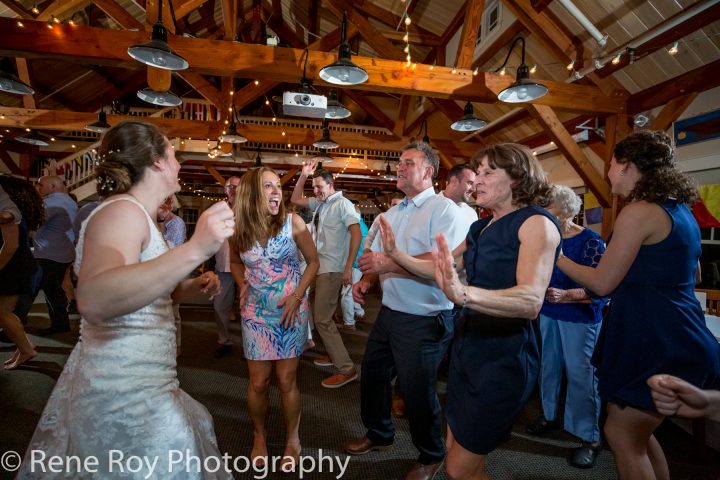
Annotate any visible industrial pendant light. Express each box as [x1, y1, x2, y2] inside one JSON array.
[[450, 102, 487, 132], [137, 87, 182, 106], [312, 148, 334, 164], [254, 147, 262, 167], [127, 0, 189, 70], [219, 103, 248, 144], [313, 119, 340, 149], [16, 130, 49, 146], [325, 89, 351, 119], [0, 70, 34, 95], [319, 13, 368, 86], [496, 37, 548, 103], [85, 98, 111, 134]]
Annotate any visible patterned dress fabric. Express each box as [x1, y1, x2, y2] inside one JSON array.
[[18, 197, 230, 479], [240, 214, 310, 360]]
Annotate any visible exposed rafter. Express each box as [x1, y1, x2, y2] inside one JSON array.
[[0, 106, 482, 158], [455, 0, 485, 69], [0, 18, 626, 113]]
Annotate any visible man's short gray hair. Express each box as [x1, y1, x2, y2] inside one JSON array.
[[549, 184, 582, 219], [402, 141, 439, 179]]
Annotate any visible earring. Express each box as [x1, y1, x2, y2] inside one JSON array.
[[619, 170, 626, 176]]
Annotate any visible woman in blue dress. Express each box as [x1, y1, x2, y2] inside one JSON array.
[[557, 130, 720, 480], [379, 143, 561, 479], [527, 184, 608, 468], [229, 166, 319, 470]]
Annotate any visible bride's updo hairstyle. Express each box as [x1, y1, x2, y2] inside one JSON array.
[[95, 121, 168, 196]]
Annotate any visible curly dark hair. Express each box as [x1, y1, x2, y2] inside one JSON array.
[[470, 143, 552, 207], [614, 130, 698, 204], [0, 175, 45, 230]]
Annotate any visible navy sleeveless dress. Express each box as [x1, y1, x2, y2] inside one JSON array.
[[592, 200, 720, 411], [0, 219, 39, 296], [447, 205, 560, 454]]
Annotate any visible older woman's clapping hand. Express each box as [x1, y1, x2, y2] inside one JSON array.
[[432, 233, 466, 307]]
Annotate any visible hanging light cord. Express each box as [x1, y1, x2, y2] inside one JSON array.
[[494, 37, 525, 73]]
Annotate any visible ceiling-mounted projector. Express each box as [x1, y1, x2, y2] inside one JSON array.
[[283, 91, 327, 119]]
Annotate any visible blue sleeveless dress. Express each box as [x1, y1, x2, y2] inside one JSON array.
[[592, 200, 720, 411], [448, 205, 560, 454]]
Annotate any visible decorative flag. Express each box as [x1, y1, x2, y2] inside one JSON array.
[[693, 185, 720, 228], [583, 192, 602, 226]]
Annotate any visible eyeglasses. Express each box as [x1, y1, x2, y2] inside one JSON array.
[[225, 184, 237, 190]]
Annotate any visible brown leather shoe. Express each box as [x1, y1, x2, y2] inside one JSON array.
[[404, 461, 443, 480], [321, 368, 358, 388], [343, 436, 392, 455]]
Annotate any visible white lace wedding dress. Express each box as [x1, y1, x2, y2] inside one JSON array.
[[18, 197, 231, 479]]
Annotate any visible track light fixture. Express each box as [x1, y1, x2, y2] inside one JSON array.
[[319, 13, 368, 86], [313, 119, 340, 149], [496, 37, 548, 103], [450, 102, 487, 132], [127, 0, 188, 70]]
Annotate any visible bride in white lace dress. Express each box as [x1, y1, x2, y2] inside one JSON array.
[[18, 121, 235, 479]]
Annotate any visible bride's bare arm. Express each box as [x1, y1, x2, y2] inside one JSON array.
[[77, 201, 233, 322]]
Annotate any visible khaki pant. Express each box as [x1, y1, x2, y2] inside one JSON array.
[[313, 272, 354, 374]]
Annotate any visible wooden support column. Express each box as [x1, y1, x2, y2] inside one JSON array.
[[529, 104, 611, 208]]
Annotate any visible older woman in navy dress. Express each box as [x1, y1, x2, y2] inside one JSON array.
[[379, 143, 561, 479], [557, 131, 720, 480]]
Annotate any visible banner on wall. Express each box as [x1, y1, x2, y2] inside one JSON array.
[[693, 184, 720, 228]]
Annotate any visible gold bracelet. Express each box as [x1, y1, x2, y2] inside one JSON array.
[[293, 292, 303, 302]]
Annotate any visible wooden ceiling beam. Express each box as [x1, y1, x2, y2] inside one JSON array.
[[220, 0, 238, 40], [649, 93, 698, 132], [0, 0, 34, 19], [173, 0, 209, 20], [439, 1, 468, 50], [204, 164, 226, 185], [501, 0, 628, 98], [393, 95, 411, 136], [261, 2, 306, 49], [307, 0, 318, 38], [404, 105, 433, 137], [0, 106, 482, 157], [353, 0, 440, 40], [178, 71, 223, 107], [628, 58, 720, 114], [455, 0, 485, 69], [0, 149, 23, 176], [595, 1, 720, 79], [343, 90, 397, 133], [0, 18, 625, 113], [14, 58, 36, 109], [37, 0, 90, 22], [528, 104, 611, 207], [322, 0, 404, 61], [93, 0, 144, 29], [378, 29, 442, 47], [280, 167, 299, 186]]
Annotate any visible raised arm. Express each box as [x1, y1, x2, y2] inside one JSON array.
[[77, 200, 233, 322], [557, 201, 663, 296], [434, 215, 560, 319], [290, 160, 316, 209]]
